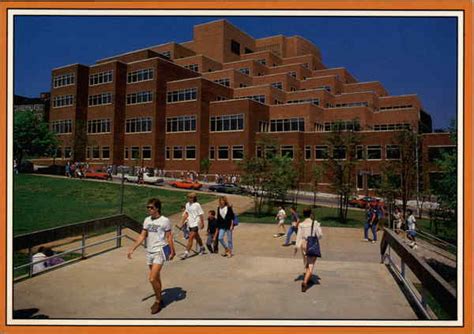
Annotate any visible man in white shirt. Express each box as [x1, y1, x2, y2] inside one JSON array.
[[179, 192, 206, 259], [406, 209, 417, 249], [274, 206, 287, 238], [127, 198, 176, 315]]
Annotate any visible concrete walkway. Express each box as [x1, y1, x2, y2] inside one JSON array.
[[13, 218, 417, 319]]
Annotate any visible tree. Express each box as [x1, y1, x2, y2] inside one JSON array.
[[13, 111, 58, 167], [239, 156, 271, 215], [377, 168, 402, 229], [324, 121, 361, 223], [200, 158, 212, 175], [310, 164, 323, 208], [266, 154, 298, 205]]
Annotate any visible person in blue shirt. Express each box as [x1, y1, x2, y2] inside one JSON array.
[[363, 204, 377, 243]]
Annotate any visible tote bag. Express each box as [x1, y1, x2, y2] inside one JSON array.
[[305, 220, 322, 258]]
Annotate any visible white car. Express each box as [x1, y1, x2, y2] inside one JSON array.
[[124, 173, 164, 185]]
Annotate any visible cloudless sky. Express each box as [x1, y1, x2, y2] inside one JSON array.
[[14, 15, 458, 129]]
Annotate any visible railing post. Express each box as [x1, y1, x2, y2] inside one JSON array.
[[116, 224, 122, 248], [401, 260, 406, 278], [81, 231, 86, 259], [28, 246, 33, 278]]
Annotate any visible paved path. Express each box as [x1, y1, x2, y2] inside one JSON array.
[[14, 220, 417, 320]]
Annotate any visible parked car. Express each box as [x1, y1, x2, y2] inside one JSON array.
[[349, 196, 384, 208], [84, 168, 111, 180], [208, 183, 245, 194], [124, 173, 164, 185], [169, 179, 202, 190]]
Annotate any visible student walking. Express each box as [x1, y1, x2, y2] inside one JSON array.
[[393, 207, 403, 234], [274, 206, 287, 238], [294, 207, 323, 292], [406, 209, 418, 249], [206, 210, 219, 253], [127, 198, 176, 314], [216, 196, 235, 257], [179, 192, 206, 259], [283, 206, 300, 246], [363, 204, 377, 243]]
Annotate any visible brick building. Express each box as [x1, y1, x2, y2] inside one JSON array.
[[48, 19, 454, 193]]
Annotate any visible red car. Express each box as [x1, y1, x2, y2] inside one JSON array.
[[84, 169, 111, 180], [169, 179, 202, 190], [349, 196, 384, 208]]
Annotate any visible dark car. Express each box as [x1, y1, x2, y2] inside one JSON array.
[[208, 183, 245, 194]]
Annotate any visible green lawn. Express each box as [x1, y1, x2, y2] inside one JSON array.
[[13, 174, 215, 235]]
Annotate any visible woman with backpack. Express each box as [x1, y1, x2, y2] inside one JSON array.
[[294, 207, 323, 292], [216, 196, 235, 258]]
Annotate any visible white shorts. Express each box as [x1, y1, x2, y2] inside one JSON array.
[[277, 220, 285, 225], [146, 251, 166, 265]]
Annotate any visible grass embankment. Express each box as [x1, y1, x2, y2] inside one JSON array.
[[13, 174, 215, 235]]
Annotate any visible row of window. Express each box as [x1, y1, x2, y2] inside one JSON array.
[[184, 64, 199, 72], [52, 146, 72, 158], [86, 146, 111, 160], [124, 146, 152, 160], [287, 98, 319, 106], [320, 121, 361, 132], [167, 88, 198, 103], [51, 120, 72, 134], [372, 123, 411, 131], [125, 117, 152, 133], [87, 119, 111, 134], [127, 68, 153, 84], [327, 102, 369, 109], [90, 71, 113, 86], [210, 114, 244, 132], [301, 145, 401, 161], [53, 95, 74, 108], [379, 104, 414, 111], [126, 91, 153, 105], [166, 115, 197, 133], [53, 73, 75, 88], [89, 93, 112, 107], [214, 78, 230, 87], [165, 146, 197, 160], [238, 95, 266, 104], [208, 145, 244, 160]]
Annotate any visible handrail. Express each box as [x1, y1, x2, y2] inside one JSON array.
[[416, 230, 457, 250], [380, 228, 457, 319]]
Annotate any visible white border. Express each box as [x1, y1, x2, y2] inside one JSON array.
[[7, 9, 465, 327]]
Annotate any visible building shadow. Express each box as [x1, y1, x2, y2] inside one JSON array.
[[13, 308, 49, 319]]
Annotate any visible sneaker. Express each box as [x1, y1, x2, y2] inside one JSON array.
[[371, 240, 376, 244], [199, 248, 207, 255], [409, 241, 415, 247], [282, 243, 291, 247], [151, 301, 161, 314], [180, 252, 189, 260], [412, 245, 418, 250], [362, 238, 369, 242], [273, 234, 280, 238]]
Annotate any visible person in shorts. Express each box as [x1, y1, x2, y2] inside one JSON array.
[[179, 192, 206, 259], [127, 198, 176, 315], [274, 206, 287, 238], [406, 209, 417, 249]]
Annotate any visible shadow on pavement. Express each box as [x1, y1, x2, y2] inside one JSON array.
[[142, 287, 187, 309], [13, 308, 50, 319]]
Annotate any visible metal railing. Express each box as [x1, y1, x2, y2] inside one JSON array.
[[380, 228, 457, 319], [13, 214, 142, 280]]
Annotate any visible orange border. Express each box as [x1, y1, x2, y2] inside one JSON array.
[[0, 1, 472, 334]]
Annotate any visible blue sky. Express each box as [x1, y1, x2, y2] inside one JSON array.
[[14, 15, 458, 129]]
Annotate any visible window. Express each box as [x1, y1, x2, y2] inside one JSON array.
[[173, 146, 183, 159], [166, 88, 198, 103], [87, 119, 111, 134], [270, 118, 305, 132], [232, 145, 244, 160], [210, 114, 244, 132], [356, 145, 365, 160], [368, 174, 382, 189], [428, 146, 456, 162], [257, 59, 266, 65], [131, 146, 140, 160], [102, 146, 110, 160], [315, 146, 328, 160], [367, 145, 382, 160], [379, 104, 414, 111], [125, 117, 152, 133], [124, 147, 129, 160], [127, 68, 153, 84], [305, 146, 312, 160], [333, 146, 346, 160], [231, 40, 240, 55], [166, 115, 196, 133], [357, 174, 364, 189], [256, 146, 263, 158], [324, 121, 361, 132], [92, 146, 100, 159], [126, 91, 153, 105], [89, 71, 113, 86], [290, 87, 297, 92], [209, 146, 215, 160], [86, 147, 91, 159], [328, 102, 369, 109], [271, 82, 283, 90], [218, 146, 229, 160], [159, 51, 171, 59], [239, 68, 250, 75], [51, 120, 72, 134], [239, 95, 265, 104], [165, 147, 170, 160], [288, 71, 297, 78], [287, 98, 319, 106], [216, 96, 227, 101], [373, 123, 411, 131], [52, 95, 74, 108], [88, 92, 112, 107], [213, 78, 230, 87], [386, 145, 401, 160], [185, 146, 196, 160], [53, 73, 75, 88], [64, 147, 72, 158], [314, 123, 324, 132], [142, 146, 151, 160], [184, 64, 199, 72], [281, 145, 294, 159], [387, 174, 401, 188], [244, 47, 253, 54]]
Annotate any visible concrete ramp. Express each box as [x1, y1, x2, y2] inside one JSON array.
[[13, 223, 417, 319]]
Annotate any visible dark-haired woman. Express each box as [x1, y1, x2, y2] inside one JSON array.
[[216, 196, 235, 258]]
